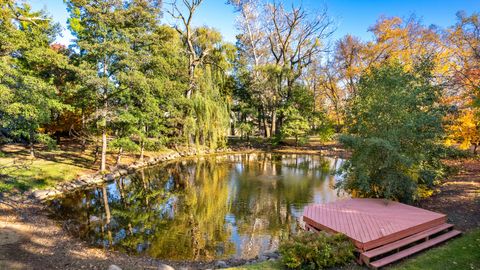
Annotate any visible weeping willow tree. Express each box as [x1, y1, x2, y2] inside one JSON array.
[[169, 1, 235, 149], [180, 36, 235, 149], [183, 38, 235, 149], [188, 60, 232, 148]]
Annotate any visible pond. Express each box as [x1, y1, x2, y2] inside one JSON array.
[[48, 153, 346, 261]]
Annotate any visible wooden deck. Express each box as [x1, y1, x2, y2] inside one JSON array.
[[303, 198, 461, 268]]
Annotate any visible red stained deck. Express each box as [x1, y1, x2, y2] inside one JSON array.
[[303, 198, 446, 251]]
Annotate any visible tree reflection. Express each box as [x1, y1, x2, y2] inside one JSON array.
[[48, 153, 344, 261]]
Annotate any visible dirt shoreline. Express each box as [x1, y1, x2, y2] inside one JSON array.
[[1, 146, 478, 270]]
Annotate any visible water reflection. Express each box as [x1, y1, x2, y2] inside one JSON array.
[[48, 153, 345, 261]]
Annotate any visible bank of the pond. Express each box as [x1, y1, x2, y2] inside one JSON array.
[[0, 195, 233, 270], [28, 147, 248, 202], [0, 141, 345, 269], [31, 148, 344, 202], [1, 141, 478, 270], [46, 153, 344, 263]]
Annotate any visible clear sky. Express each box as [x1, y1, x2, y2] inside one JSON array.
[[28, 0, 480, 46]]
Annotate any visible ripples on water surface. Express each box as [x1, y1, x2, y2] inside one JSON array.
[[49, 153, 346, 261]]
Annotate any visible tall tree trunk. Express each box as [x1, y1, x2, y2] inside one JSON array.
[[263, 116, 270, 138], [100, 98, 108, 172], [115, 147, 123, 166], [187, 62, 195, 98], [81, 112, 86, 152], [271, 109, 277, 137], [258, 108, 263, 137], [230, 120, 235, 136], [29, 130, 35, 158], [261, 107, 271, 138], [101, 127, 107, 171], [277, 111, 284, 136]]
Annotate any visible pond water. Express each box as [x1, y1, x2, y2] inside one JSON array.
[[48, 153, 345, 261]]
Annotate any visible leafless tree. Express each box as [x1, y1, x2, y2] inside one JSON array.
[[265, 1, 334, 134]]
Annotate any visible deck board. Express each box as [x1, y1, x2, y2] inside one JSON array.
[[303, 198, 447, 251]]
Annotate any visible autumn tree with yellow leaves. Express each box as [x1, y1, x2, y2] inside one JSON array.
[[443, 12, 480, 152]]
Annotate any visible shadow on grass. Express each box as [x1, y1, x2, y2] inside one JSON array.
[[0, 174, 46, 193]]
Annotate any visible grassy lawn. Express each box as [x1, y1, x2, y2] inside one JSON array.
[[227, 229, 480, 270], [390, 229, 480, 270], [0, 142, 173, 192], [0, 144, 94, 192], [0, 157, 91, 192]]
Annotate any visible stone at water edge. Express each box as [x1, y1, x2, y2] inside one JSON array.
[[214, 261, 228, 268], [158, 263, 175, 270], [264, 251, 279, 259], [257, 255, 268, 262], [108, 265, 122, 270], [32, 190, 49, 200]]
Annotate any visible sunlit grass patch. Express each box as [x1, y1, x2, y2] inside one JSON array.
[[0, 142, 177, 193], [391, 229, 480, 270], [0, 156, 89, 192]]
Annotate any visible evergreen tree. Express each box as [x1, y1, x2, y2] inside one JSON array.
[[0, 0, 70, 156], [66, 0, 163, 170]]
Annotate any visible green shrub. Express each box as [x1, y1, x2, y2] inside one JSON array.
[[297, 136, 309, 146], [339, 60, 446, 202], [280, 106, 310, 146], [36, 133, 57, 150], [279, 231, 355, 269], [312, 118, 336, 143]]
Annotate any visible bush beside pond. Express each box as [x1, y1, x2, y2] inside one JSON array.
[[279, 231, 355, 269]]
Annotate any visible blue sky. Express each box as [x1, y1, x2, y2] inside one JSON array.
[[28, 0, 479, 45]]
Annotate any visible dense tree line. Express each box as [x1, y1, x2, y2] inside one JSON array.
[[1, 0, 234, 172], [0, 0, 479, 200]]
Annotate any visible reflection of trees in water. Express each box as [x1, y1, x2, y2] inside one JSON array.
[[49, 154, 343, 261], [227, 154, 341, 258], [147, 158, 234, 260]]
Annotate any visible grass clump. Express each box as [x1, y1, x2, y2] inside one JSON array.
[[279, 231, 355, 269]]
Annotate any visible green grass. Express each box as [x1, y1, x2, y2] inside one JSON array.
[[0, 142, 178, 193], [391, 229, 480, 270], [0, 156, 89, 192], [227, 229, 480, 270]]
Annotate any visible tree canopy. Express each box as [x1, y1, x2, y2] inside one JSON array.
[[338, 60, 445, 202], [1, 1, 479, 201]]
